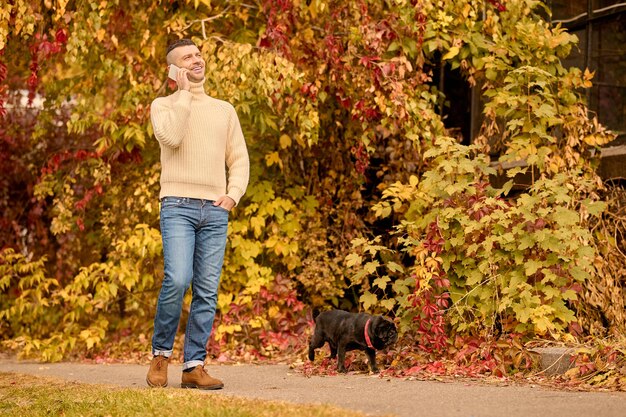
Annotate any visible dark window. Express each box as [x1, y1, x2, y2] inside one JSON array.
[[593, 0, 626, 10], [550, 0, 626, 140], [590, 13, 626, 136], [551, 1, 588, 20], [440, 66, 472, 145]]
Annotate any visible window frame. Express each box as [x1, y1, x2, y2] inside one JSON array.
[[549, 1, 626, 140]]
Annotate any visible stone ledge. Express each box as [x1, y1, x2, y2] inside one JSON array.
[[530, 347, 576, 376]]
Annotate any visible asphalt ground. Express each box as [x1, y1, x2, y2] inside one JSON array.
[[1, 358, 626, 417]]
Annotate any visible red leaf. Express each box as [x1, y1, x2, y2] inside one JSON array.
[[55, 28, 68, 44]]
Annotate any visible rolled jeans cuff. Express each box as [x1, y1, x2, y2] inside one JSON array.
[[152, 348, 173, 358], [183, 360, 204, 371]]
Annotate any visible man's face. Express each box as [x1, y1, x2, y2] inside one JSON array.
[[167, 44, 205, 83]]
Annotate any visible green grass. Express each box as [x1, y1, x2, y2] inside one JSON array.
[[0, 372, 378, 417]]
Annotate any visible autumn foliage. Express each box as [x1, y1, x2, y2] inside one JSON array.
[[1, 0, 625, 388]]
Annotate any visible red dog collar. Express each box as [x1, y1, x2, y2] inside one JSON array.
[[364, 318, 375, 349]]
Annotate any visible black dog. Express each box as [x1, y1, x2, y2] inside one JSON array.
[[308, 309, 398, 373]]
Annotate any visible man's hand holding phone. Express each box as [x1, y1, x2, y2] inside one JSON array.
[[167, 64, 190, 91]]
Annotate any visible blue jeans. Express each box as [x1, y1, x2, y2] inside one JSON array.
[[152, 196, 229, 370]]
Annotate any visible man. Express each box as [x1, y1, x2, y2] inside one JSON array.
[[146, 39, 249, 389]]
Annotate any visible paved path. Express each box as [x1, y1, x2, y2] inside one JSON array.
[[1, 358, 625, 417]]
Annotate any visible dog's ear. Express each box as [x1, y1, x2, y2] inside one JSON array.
[[374, 317, 398, 345], [383, 319, 395, 333], [374, 316, 394, 330]]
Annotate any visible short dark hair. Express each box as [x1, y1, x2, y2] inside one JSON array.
[[166, 39, 197, 56]]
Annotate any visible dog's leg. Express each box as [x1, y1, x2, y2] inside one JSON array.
[[336, 340, 348, 373], [365, 348, 378, 373], [308, 329, 325, 361], [329, 343, 337, 359]]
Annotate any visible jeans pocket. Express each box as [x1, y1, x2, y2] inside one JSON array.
[[209, 203, 231, 214], [216, 205, 230, 213]]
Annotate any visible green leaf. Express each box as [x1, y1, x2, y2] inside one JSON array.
[[506, 166, 528, 178], [551, 207, 578, 227], [542, 285, 560, 300], [518, 234, 535, 250], [392, 278, 412, 296], [582, 199, 606, 217], [500, 179, 514, 196], [525, 260, 542, 276], [466, 269, 483, 286], [380, 299, 396, 310], [576, 245, 594, 260], [561, 289, 578, 300], [513, 303, 532, 323], [386, 261, 404, 273], [569, 265, 589, 282], [387, 41, 400, 52]]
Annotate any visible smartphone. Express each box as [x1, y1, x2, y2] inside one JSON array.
[[168, 64, 180, 81]]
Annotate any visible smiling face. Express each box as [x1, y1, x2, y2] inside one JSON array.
[[166, 44, 205, 83]]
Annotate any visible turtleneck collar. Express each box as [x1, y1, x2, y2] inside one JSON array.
[[188, 78, 207, 96]]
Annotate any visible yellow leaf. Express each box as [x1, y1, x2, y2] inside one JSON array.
[[360, 291, 378, 310], [583, 134, 605, 146], [442, 46, 460, 61], [249, 318, 264, 328], [268, 306, 279, 318], [265, 151, 283, 168], [345, 253, 362, 267], [364, 261, 380, 274], [96, 28, 106, 42], [373, 275, 390, 290], [279, 134, 292, 149], [582, 68, 594, 88], [86, 337, 96, 349]]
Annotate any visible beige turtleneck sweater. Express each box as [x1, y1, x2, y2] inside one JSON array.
[[150, 80, 249, 205]]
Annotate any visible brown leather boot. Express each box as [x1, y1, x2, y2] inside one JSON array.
[[146, 355, 169, 387], [181, 365, 224, 390]]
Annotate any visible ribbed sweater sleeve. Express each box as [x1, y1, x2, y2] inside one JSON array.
[[225, 107, 250, 204], [150, 90, 193, 148]]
